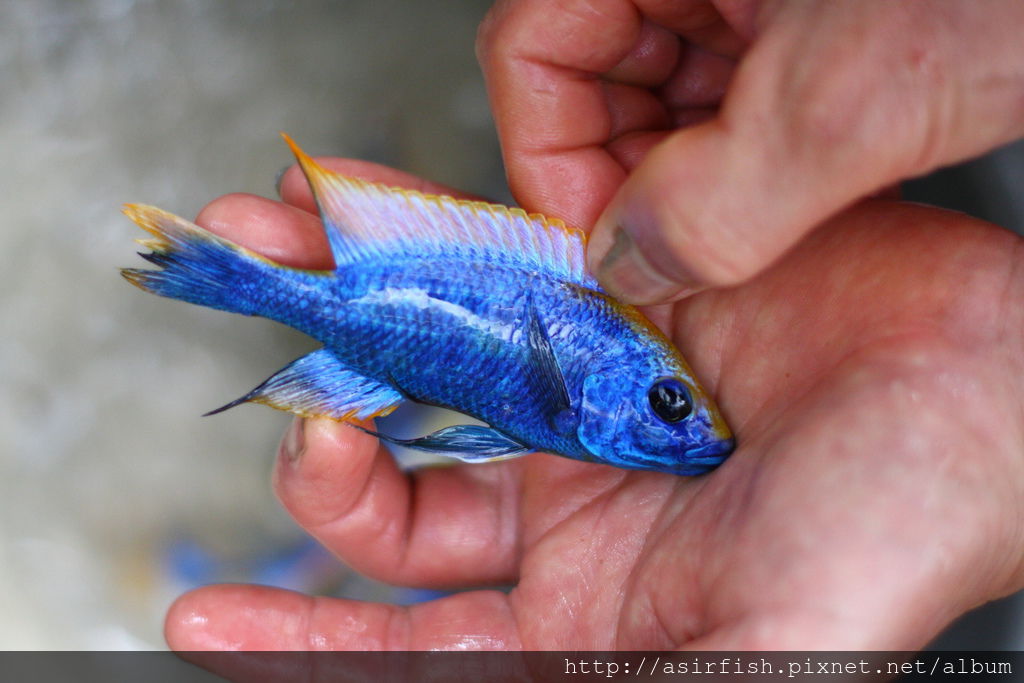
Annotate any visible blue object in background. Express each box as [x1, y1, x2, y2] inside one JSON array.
[[163, 535, 343, 595]]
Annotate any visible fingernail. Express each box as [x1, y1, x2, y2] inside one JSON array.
[[279, 417, 306, 464], [274, 165, 292, 197], [593, 226, 695, 305]]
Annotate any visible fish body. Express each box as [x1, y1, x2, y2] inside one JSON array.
[[123, 136, 735, 475]]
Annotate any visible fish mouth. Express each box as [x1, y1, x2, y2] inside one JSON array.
[[683, 437, 736, 469]]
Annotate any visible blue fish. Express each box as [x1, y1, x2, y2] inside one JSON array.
[[122, 136, 735, 475]]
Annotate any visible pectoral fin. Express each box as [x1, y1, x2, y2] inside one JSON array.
[[525, 300, 575, 433], [353, 423, 531, 463], [204, 349, 402, 420]]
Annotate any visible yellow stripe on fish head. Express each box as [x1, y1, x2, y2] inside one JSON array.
[[613, 295, 733, 442]]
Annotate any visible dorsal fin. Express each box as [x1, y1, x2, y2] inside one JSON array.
[[282, 134, 598, 289]]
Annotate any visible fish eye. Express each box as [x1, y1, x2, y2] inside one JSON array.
[[648, 379, 693, 423]]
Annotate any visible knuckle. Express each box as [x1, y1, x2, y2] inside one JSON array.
[[781, 65, 872, 159]]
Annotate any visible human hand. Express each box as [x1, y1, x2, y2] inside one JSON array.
[[164, 159, 1024, 659], [477, 0, 1024, 304]]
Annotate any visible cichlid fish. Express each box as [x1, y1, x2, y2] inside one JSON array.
[[122, 136, 735, 475]]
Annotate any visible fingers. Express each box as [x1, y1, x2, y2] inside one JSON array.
[[194, 179, 528, 589], [632, 0, 747, 57], [196, 192, 332, 269], [659, 44, 733, 112], [588, 1, 1024, 304], [478, 0, 641, 229], [602, 43, 736, 170], [603, 20, 681, 87], [165, 584, 521, 652], [273, 417, 522, 588], [478, 0, 743, 230]]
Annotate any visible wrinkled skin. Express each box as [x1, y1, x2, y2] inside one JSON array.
[[164, 164, 1024, 660], [476, 0, 1024, 304], [164, 0, 1024, 665]]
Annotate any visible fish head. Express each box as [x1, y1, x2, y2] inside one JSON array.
[[577, 366, 734, 476]]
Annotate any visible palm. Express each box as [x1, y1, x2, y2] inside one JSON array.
[[510, 200, 1024, 650], [166, 163, 1024, 653], [464, 0, 1024, 651]]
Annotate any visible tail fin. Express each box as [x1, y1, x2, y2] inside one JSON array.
[[121, 204, 276, 316]]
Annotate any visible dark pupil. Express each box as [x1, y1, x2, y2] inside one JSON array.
[[648, 380, 692, 423]]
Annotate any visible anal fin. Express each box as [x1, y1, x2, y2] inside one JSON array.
[[205, 349, 402, 421], [352, 423, 531, 463]]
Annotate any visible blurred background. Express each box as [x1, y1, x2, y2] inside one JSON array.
[[1, 0, 1021, 650]]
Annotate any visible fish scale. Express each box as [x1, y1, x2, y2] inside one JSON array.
[[120, 135, 735, 475]]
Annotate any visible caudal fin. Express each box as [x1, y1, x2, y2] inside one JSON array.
[[121, 204, 274, 316]]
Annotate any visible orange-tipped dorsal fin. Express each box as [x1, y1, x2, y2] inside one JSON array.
[[282, 134, 598, 289]]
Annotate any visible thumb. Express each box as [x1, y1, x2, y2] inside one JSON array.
[[587, 1, 1024, 305], [587, 119, 812, 304]]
